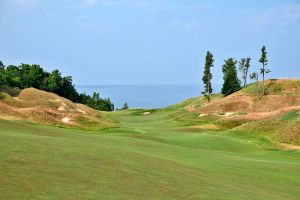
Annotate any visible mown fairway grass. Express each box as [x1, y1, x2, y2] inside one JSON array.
[[1, 109, 300, 199]]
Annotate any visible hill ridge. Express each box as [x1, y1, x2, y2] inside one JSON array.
[[0, 87, 115, 129]]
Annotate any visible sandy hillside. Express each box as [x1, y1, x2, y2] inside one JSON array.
[[0, 87, 115, 129]]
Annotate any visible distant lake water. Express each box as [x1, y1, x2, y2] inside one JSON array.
[[76, 85, 202, 109]]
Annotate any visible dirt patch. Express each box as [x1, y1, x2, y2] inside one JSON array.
[[186, 105, 195, 112], [76, 108, 86, 114], [224, 112, 235, 117], [62, 117, 70, 123], [58, 103, 66, 111], [280, 143, 300, 151]]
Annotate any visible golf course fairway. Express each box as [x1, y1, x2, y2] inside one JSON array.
[[0, 109, 300, 200]]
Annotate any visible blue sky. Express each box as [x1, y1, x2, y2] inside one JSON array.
[[0, 0, 300, 86]]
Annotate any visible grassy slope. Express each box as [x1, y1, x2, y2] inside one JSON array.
[[165, 79, 300, 145], [1, 108, 300, 199]]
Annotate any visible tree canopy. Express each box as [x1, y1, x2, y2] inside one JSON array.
[[221, 58, 241, 96]]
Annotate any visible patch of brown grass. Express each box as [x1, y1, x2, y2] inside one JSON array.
[[0, 88, 115, 129], [198, 93, 253, 114]]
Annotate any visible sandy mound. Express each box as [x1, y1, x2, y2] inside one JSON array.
[[0, 88, 115, 129], [18, 88, 59, 101]]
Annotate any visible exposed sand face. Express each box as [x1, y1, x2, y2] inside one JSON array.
[[62, 117, 70, 123], [58, 103, 66, 111]]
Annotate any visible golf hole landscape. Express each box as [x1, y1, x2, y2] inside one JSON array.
[[1, 1, 300, 199]]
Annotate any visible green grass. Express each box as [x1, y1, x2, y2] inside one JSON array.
[[1, 108, 300, 200], [281, 110, 299, 122]]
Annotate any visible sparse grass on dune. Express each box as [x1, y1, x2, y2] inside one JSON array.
[[0, 87, 116, 129], [243, 79, 300, 96]]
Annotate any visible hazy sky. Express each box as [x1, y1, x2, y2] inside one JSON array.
[[0, 0, 300, 86]]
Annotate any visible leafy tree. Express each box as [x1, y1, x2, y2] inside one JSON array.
[[202, 51, 214, 102], [0, 61, 5, 71], [46, 70, 62, 93], [78, 92, 114, 111], [20, 64, 45, 88], [259, 46, 270, 95], [4, 65, 22, 88], [221, 58, 241, 96], [239, 57, 251, 87], [122, 102, 129, 110], [19, 63, 31, 88], [59, 76, 79, 102]]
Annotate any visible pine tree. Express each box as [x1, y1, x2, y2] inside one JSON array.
[[239, 57, 251, 87], [202, 51, 214, 102], [259, 46, 270, 95], [221, 58, 241, 96]]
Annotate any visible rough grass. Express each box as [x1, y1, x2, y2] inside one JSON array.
[[242, 79, 300, 96], [235, 113, 300, 145]]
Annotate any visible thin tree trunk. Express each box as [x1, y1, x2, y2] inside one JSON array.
[[244, 70, 248, 87], [262, 63, 265, 95], [207, 79, 210, 103]]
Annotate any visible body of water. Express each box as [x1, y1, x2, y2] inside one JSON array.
[[77, 85, 202, 109]]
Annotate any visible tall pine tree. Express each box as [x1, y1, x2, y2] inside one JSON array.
[[202, 51, 214, 102], [259, 46, 270, 95], [221, 58, 241, 96]]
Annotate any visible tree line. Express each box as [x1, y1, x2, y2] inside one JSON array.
[[0, 61, 114, 111], [202, 46, 270, 102]]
